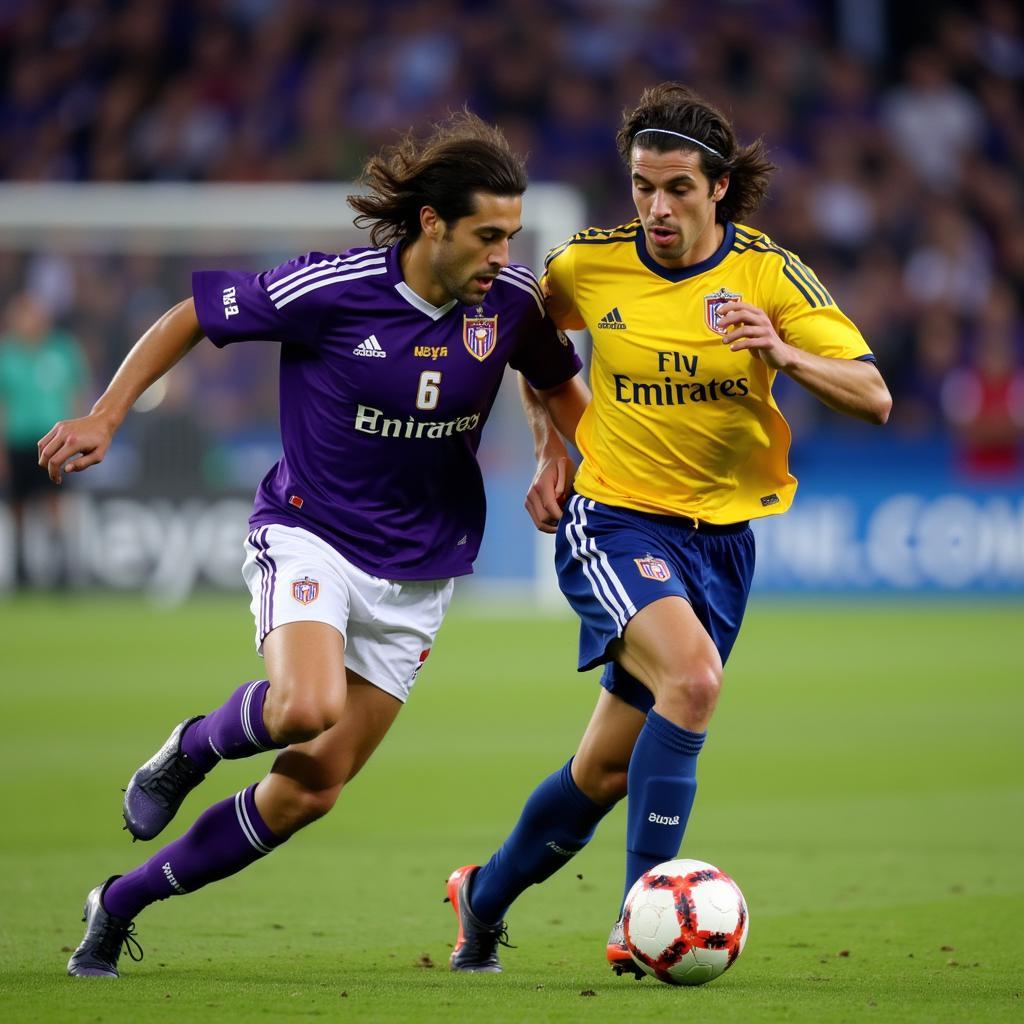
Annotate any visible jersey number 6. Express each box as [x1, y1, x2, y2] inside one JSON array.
[[417, 370, 442, 411]]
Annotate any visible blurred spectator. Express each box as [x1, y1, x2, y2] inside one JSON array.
[[806, 134, 877, 258], [0, 291, 88, 585], [977, 0, 1024, 79], [897, 305, 964, 435], [881, 47, 985, 190], [940, 284, 1024, 476], [903, 203, 994, 315]]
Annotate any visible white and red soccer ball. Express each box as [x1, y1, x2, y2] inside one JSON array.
[[623, 858, 749, 986]]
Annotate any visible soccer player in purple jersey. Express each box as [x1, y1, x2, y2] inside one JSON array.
[[40, 112, 587, 978]]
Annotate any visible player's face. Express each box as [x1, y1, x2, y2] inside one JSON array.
[[432, 192, 523, 305], [630, 146, 729, 268]]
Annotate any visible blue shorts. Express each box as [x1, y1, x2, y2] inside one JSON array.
[[555, 494, 756, 712]]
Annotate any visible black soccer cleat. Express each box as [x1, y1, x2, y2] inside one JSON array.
[[67, 877, 143, 978], [123, 716, 207, 841], [446, 865, 513, 973]]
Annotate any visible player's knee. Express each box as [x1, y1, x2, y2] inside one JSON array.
[[264, 689, 345, 744], [295, 786, 339, 825], [276, 786, 340, 834], [660, 664, 721, 721], [574, 760, 629, 805], [590, 768, 629, 806]]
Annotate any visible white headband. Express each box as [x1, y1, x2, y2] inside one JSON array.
[[633, 128, 722, 159]]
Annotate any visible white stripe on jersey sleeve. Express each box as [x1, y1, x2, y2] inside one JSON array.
[[273, 266, 389, 309], [496, 268, 544, 314], [500, 263, 544, 299], [268, 255, 342, 294], [268, 251, 386, 301]]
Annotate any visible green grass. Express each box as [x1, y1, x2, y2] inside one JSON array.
[[1, 593, 1022, 1023]]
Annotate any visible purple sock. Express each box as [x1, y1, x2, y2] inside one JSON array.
[[181, 679, 282, 773], [103, 784, 283, 920]]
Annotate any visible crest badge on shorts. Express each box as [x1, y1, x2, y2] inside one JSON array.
[[463, 314, 498, 361], [635, 555, 671, 582], [411, 648, 431, 679], [291, 576, 319, 604], [705, 287, 741, 334]]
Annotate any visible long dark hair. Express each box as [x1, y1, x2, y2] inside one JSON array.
[[617, 82, 776, 224], [348, 111, 528, 246]]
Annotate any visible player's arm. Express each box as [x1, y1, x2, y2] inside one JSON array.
[[541, 244, 586, 331], [543, 288, 586, 331], [519, 372, 591, 533], [38, 298, 205, 483], [715, 300, 892, 425]]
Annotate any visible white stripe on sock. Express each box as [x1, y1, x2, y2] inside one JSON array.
[[234, 791, 273, 855], [239, 680, 267, 751]]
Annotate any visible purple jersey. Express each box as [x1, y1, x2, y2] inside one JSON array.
[[192, 244, 581, 580]]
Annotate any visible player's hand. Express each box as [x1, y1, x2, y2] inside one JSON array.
[[37, 413, 115, 484], [715, 301, 794, 371], [525, 453, 575, 534]]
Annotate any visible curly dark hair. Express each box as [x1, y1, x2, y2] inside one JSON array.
[[616, 82, 776, 224], [347, 111, 528, 246]]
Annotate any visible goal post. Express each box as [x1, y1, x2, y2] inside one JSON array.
[[0, 181, 586, 259]]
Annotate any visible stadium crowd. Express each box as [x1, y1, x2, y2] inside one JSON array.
[[1, 0, 1023, 481]]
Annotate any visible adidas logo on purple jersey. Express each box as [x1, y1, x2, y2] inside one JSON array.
[[353, 335, 386, 358]]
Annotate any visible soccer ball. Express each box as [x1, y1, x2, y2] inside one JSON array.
[[623, 858, 749, 985]]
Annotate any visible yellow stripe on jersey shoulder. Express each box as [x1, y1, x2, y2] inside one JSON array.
[[731, 224, 835, 309], [544, 220, 641, 267]]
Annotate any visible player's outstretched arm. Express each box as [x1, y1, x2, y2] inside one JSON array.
[[518, 372, 590, 533], [715, 300, 892, 425], [37, 298, 205, 483]]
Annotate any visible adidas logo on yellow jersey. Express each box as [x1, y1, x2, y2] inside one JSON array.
[[597, 307, 627, 330]]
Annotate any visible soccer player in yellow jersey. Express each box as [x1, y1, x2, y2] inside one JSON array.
[[446, 83, 891, 976]]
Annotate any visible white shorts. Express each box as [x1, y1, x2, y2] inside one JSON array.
[[241, 524, 454, 703]]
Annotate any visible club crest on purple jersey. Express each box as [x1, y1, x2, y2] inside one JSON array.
[[705, 287, 741, 334], [463, 315, 498, 362], [291, 576, 320, 604], [635, 555, 671, 581]]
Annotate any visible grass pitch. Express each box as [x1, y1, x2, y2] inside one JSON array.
[[0, 592, 1021, 1023]]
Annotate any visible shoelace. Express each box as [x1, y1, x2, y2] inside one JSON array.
[[462, 920, 516, 961], [146, 757, 201, 806], [494, 923, 515, 950], [95, 918, 144, 964]]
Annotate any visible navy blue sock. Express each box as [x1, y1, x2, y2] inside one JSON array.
[[470, 759, 614, 925], [624, 710, 706, 906]]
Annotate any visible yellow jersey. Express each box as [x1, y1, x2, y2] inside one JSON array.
[[541, 220, 874, 524]]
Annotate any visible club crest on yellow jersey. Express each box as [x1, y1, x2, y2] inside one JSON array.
[[704, 288, 741, 334]]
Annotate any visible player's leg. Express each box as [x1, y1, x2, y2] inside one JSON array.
[[123, 528, 349, 841], [610, 595, 720, 898], [68, 668, 398, 978], [553, 497, 756, 974], [575, 597, 719, 978], [73, 552, 450, 977], [450, 692, 644, 973], [614, 523, 755, 906], [253, 672, 400, 834], [567, 689, 649, 975], [464, 689, 643, 927]]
